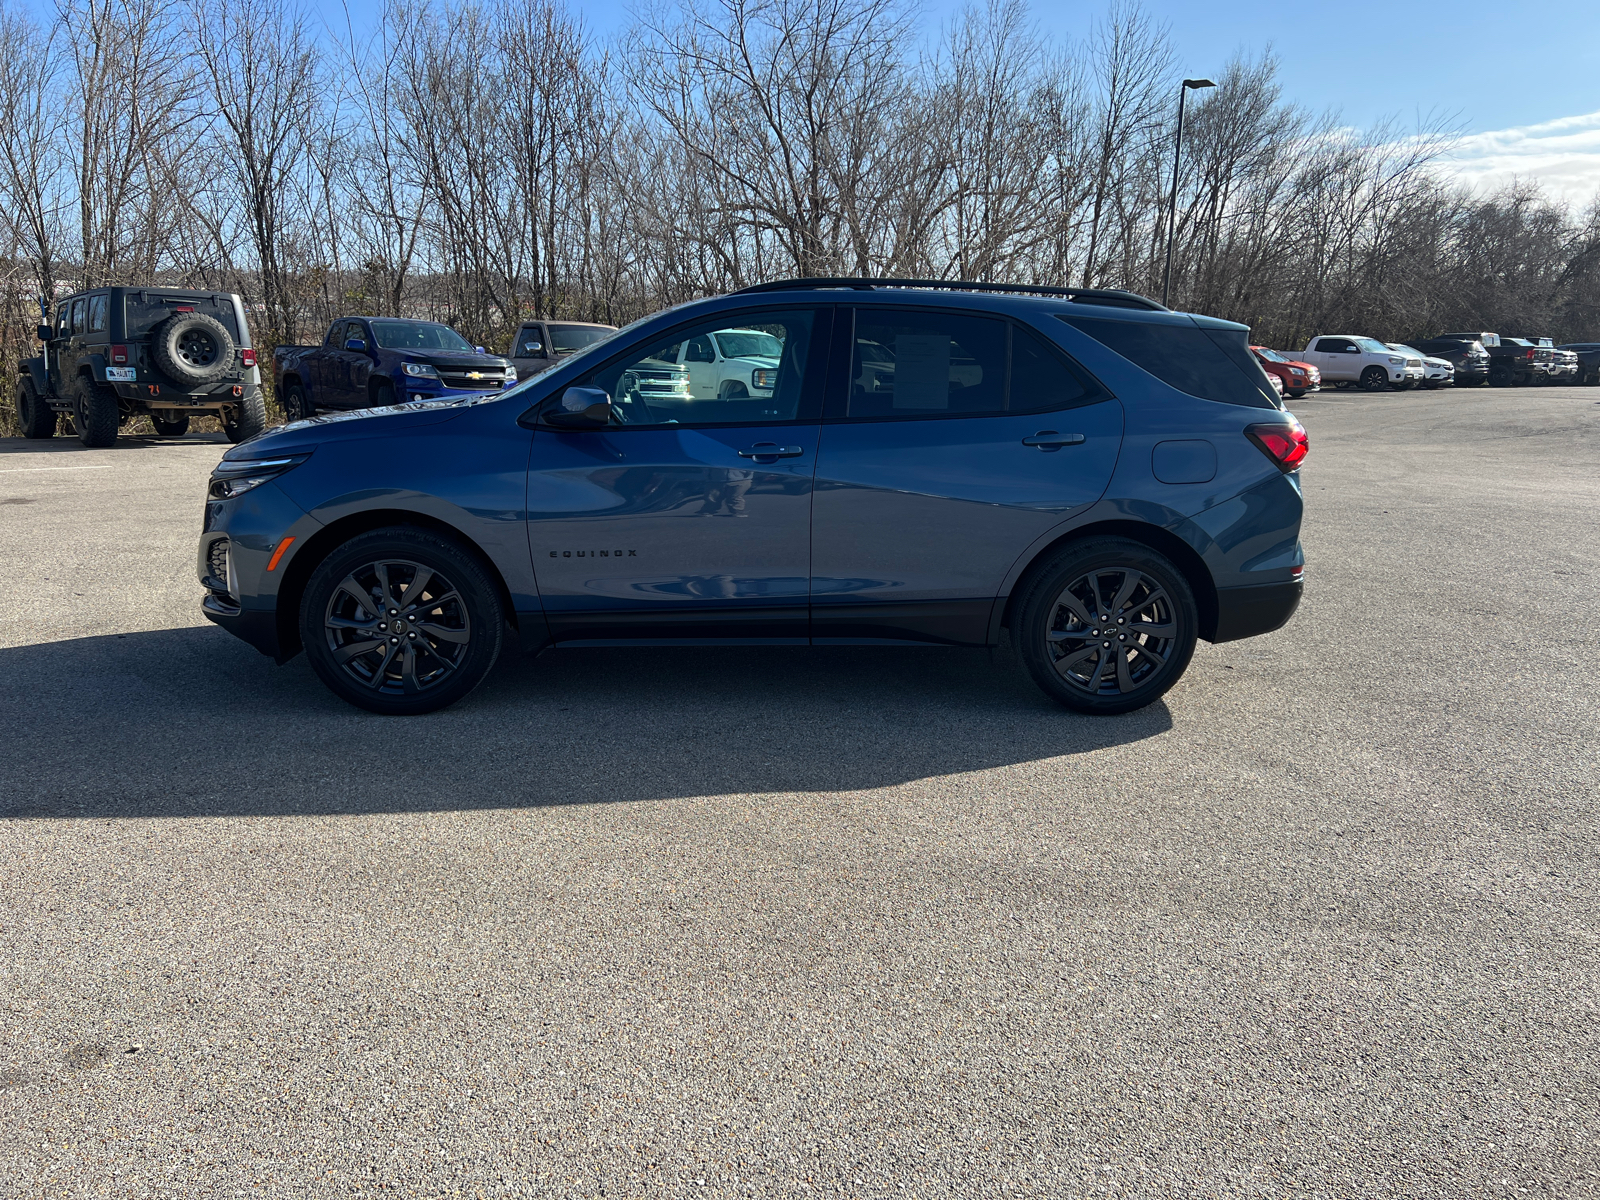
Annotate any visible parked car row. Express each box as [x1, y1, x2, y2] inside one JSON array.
[[1254, 329, 1600, 394]]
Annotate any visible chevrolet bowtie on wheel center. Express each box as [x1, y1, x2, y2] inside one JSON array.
[[199, 278, 1308, 716], [19, 286, 266, 447]]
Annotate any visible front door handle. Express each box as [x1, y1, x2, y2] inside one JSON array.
[[1022, 431, 1085, 450], [737, 443, 805, 459]]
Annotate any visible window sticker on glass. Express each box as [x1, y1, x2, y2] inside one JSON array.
[[893, 334, 951, 409]]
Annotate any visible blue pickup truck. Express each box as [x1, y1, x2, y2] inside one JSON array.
[[272, 317, 517, 419]]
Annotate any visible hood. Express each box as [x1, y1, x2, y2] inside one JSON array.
[[222, 395, 485, 459], [420, 352, 512, 369]]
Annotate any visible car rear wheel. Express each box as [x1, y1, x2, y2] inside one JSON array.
[[16, 378, 57, 439], [1488, 365, 1511, 387], [1360, 367, 1388, 391], [151, 413, 190, 437], [1012, 538, 1198, 716], [281, 382, 314, 421], [299, 527, 505, 716], [70, 374, 120, 447], [223, 393, 267, 443]]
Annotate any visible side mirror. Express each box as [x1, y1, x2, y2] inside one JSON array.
[[523, 341, 544, 355], [345, 338, 367, 352], [37, 324, 52, 342], [544, 385, 612, 429], [475, 346, 486, 354]]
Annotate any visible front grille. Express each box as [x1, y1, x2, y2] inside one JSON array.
[[437, 368, 502, 389]]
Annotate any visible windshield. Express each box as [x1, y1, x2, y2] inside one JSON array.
[[1354, 337, 1391, 354], [1388, 344, 1424, 357], [548, 324, 614, 354], [371, 320, 474, 351], [713, 330, 783, 359], [1253, 347, 1287, 363]]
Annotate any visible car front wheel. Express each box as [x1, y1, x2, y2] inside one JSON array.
[[1012, 538, 1198, 715], [299, 527, 505, 715], [1360, 366, 1388, 391]]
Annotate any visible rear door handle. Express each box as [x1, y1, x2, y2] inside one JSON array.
[[1022, 431, 1085, 450], [737, 443, 805, 459]]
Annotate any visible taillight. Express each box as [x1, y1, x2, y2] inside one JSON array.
[[1245, 418, 1309, 473], [241, 348, 256, 367], [110, 344, 128, 364], [1525, 348, 1536, 359]]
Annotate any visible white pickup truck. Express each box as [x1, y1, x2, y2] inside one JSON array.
[[663, 326, 784, 400], [1298, 335, 1425, 391]]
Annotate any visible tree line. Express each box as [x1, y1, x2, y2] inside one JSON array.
[[3, 0, 1599, 430]]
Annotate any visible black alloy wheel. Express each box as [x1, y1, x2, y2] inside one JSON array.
[[1360, 366, 1388, 391], [176, 328, 219, 370], [300, 527, 504, 715], [281, 383, 314, 422], [1013, 538, 1198, 715]]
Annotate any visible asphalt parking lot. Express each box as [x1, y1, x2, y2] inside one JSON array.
[[1, 385, 1597, 1198]]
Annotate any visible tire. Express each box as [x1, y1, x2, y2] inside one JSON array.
[[718, 381, 750, 399], [223, 392, 267, 444], [1488, 365, 1512, 388], [69, 374, 120, 447], [150, 313, 236, 388], [1360, 366, 1388, 392], [1011, 538, 1198, 716], [370, 379, 395, 409], [16, 377, 57, 439], [1286, 389, 1306, 399], [299, 527, 505, 716], [151, 413, 190, 437], [281, 382, 314, 422]]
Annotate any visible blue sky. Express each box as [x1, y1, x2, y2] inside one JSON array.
[[559, 0, 1600, 203]]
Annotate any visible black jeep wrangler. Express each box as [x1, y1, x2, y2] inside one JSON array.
[[16, 286, 268, 447]]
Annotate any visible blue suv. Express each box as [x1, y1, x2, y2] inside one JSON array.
[[198, 280, 1307, 716]]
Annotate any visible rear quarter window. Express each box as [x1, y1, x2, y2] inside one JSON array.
[[1059, 315, 1279, 409], [123, 293, 240, 341]]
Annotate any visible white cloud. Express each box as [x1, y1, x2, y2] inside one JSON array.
[[1437, 110, 1600, 207]]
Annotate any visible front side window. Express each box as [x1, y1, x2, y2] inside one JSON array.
[[56, 303, 69, 335], [570, 309, 817, 427], [1061, 315, 1278, 409], [88, 294, 108, 333], [547, 324, 612, 354], [369, 320, 474, 351]]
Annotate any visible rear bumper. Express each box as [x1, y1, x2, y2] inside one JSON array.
[[1211, 579, 1303, 643]]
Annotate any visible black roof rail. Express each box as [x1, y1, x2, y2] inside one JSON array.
[[730, 276, 1170, 312]]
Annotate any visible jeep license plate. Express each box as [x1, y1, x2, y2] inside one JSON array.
[[105, 367, 136, 381]]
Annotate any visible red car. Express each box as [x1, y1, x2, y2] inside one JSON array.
[[1251, 346, 1320, 398]]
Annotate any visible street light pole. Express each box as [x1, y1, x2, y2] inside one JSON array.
[[1162, 77, 1215, 309]]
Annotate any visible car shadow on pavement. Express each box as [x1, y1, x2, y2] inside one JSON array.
[[0, 433, 231, 456], [0, 626, 1171, 819]]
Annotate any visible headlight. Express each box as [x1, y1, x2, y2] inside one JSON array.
[[503, 366, 518, 380], [1388, 356, 1403, 365], [403, 362, 439, 378], [752, 368, 776, 389], [208, 453, 310, 500]]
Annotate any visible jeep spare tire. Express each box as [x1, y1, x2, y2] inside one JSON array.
[[151, 312, 235, 388]]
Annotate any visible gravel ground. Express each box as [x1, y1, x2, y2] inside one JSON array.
[[1, 386, 1597, 1199]]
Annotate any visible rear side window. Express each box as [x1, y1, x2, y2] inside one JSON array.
[[847, 312, 1093, 419], [1060, 315, 1278, 409], [71, 298, 87, 334], [88, 294, 108, 333], [123, 294, 240, 340]]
